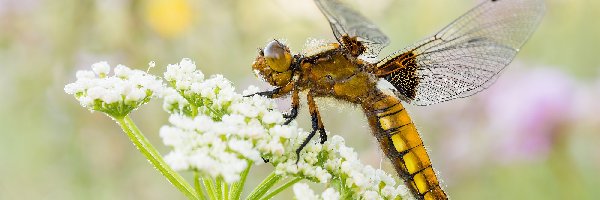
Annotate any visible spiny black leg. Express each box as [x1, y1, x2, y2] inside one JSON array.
[[296, 129, 317, 163], [283, 107, 298, 125], [296, 112, 319, 163], [243, 87, 281, 98], [307, 93, 326, 144], [283, 89, 300, 125], [261, 157, 269, 163], [295, 92, 327, 162], [244, 82, 294, 99], [318, 128, 327, 144]]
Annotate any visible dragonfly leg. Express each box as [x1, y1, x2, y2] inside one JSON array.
[[296, 92, 327, 163], [261, 157, 269, 163], [306, 92, 326, 144], [283, 88, 299, 125], [243, 83, 294, 98]]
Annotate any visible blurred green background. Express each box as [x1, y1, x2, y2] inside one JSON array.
[[1, 0, 599, 199]]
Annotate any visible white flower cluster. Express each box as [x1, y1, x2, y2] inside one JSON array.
[[160, 59, 301, 183], [64, 61, 164, 117], [292, 183, 340, 200], [277, 135, 412, 200]]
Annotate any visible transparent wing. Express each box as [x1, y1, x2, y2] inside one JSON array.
[[376, 0, 545, 106], [314, 0, 390, 58]]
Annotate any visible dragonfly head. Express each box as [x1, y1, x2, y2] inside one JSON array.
[[252, 40, 293, 87]]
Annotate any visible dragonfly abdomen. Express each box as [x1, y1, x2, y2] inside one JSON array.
[[362, 91, 447, 200]]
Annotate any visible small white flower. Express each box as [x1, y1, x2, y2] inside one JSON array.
[[242, 85, 261, 96], [114, 64, 131, 78], [125, 87, 146, 102], [269, 125, 296, 139], [163, 151, 189, 171], [321, 188, 340, 200], [164, 58, 205, 92], [91, 61, 110, 77], [293, 183, 318, 200], [230, 102, 259, 118], [102, 90, 121, 104], [293, 183, 340, 200], [262, 110, 284, 124], [362, 191, 380, 200], [229, 139, 261, 162], [314, 167, 332, 183], [162, 88, 190, 114]]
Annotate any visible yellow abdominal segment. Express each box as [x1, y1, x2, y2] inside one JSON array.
[[363, 93, 447, 200]]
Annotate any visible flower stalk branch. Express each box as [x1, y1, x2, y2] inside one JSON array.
[[245, 172, 282, 200], [260, 177, 302, 200], [194, 172, 208, 200], [203, 176, 218, 200], [116, 116, 199, 200], [229, 161, 252, 200]]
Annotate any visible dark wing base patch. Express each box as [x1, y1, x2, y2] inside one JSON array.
[[376, 52, 419, 100]]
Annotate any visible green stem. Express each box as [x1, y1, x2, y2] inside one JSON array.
[[203, 176, 218, 200], [216, 177, 224, 200], [115, 116, 199, 200], [259, 178, 302, 200], [245, 172, 282, 200], [332, 178, 349, 199], [190, 104, 198, 117], [195, 171, 208, 200], [223, 179, 229, 200], [229, 161, 252, 200]]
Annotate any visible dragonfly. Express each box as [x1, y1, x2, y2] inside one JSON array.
[[249, 0, 545, 199]]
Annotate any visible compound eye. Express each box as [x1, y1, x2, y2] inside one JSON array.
[[264, 40, 292, 72]]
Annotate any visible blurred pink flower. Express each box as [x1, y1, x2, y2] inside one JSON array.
[[411, 64, 582, 180], [483, 67, 576, 162]]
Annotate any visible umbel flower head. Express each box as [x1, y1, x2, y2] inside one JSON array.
[[64, 61, 164, 118], [160, 58, 412, 199], [160, 58, 300, 183]]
